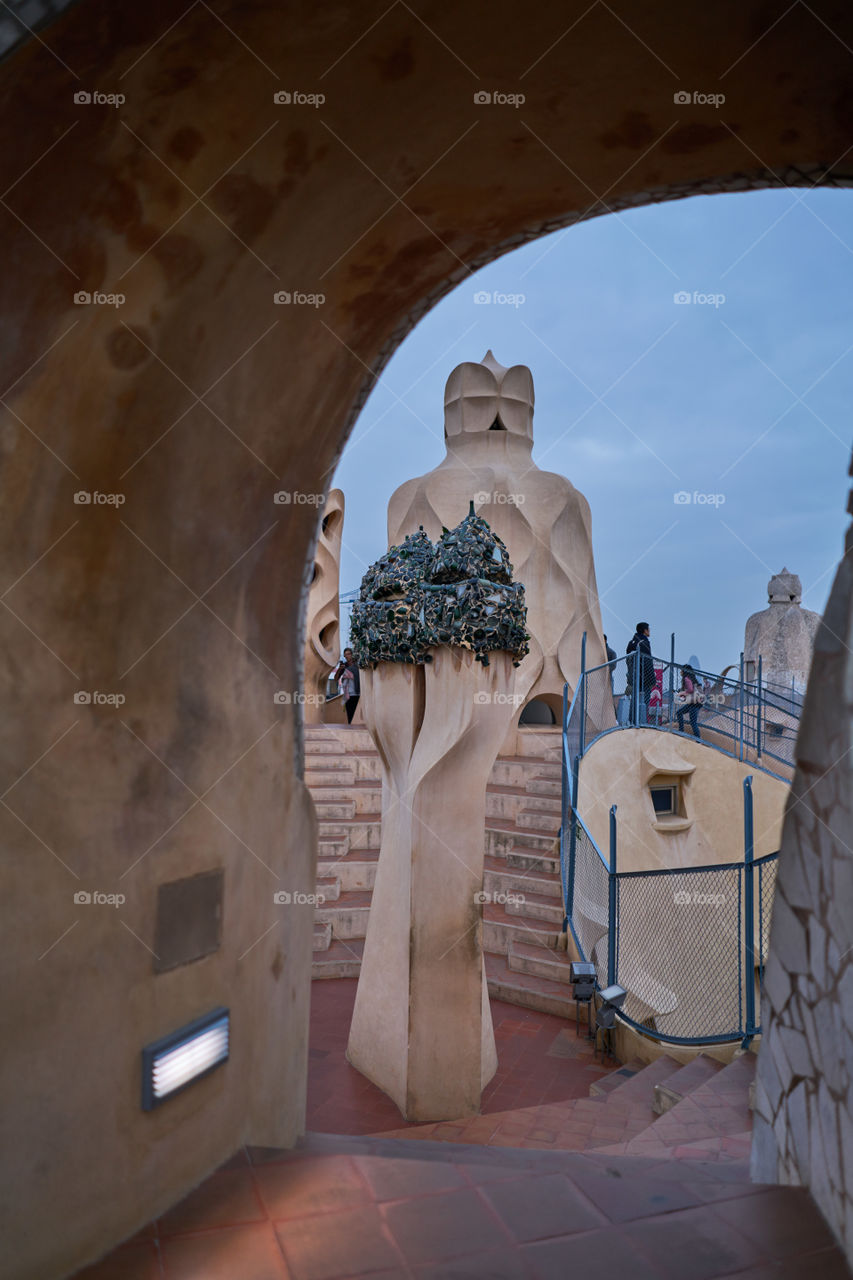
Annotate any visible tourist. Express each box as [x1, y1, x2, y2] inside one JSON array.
[[333, 647, 361, 723], [676, 662, 702, 739], [604, 633, 617, 693], [626, 622, 655, 725]]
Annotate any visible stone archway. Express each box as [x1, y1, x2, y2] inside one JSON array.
[[2, 2, 853, 1275]]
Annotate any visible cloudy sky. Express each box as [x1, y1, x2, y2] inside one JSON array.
[[331, 187, 852, 676]]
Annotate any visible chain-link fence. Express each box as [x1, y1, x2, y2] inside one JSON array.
[[569, 815, 610, 989], [615, 863, 745, 1041], [562, 785, 780, 1044]]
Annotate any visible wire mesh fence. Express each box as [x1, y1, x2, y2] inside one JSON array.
[[569, 817, 610, 990], [756, 854, 778, 1028], [615, 864, 745, 1041]]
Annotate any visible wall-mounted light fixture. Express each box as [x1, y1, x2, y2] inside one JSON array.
[[142, 1007, 229, 1111]]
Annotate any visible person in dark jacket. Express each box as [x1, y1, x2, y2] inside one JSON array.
[[626, 623, 654, 725], [604, 634, 617, 694], [333, 647, 361, 723]]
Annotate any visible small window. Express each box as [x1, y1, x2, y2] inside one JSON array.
[[650, 785, 676, 816]]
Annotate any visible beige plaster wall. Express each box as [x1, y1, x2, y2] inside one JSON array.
[[577, 729, 789, 871]]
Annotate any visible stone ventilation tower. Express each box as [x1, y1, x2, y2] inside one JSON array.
[[744, 567, 821, 696], [302, 489, 344, 722], [387, 351, 608, 724]]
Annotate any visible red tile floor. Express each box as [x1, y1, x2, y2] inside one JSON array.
[[71, 979, 853, 1279], [307, 978, 611, 1134]]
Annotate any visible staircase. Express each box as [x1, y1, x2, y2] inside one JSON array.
[[305, 723, 576, 1016], [381, 1048, 757, 1165]]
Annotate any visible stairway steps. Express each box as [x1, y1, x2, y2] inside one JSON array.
[[589, 1059, 647, 1097], [506, 848, 560, 875], [508, 938, 575, 984], [505, 890, 564, 924], [525, 778, 562, 797], [521, 794, 562, 813], [517, 809, 561, 833], [311, 937, 364, 979], [484, 952, 578, 1018], [317, 856, 379, 892], [315, 875, 340, 902], [312, 922, 332, 951], [618, 1052, 757, 1158], [483, 864, 562, 901], [653, 1053, 725, 1115]]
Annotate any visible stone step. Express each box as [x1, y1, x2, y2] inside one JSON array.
[[653, 1053, 725, 1115], [505, 890, 564, 924], [311, 937, 364, 979], [485, 823, 556, 858], [319, 819, 381, 849], [506, 848, 560, 875], [544, 745, 562, 763], [507, 938, 574, 985], [517, 808, 561, 833], [317, 855, 379, 893], [312, 921, 332, 951], [483, 903, 561, 953], [617, 1051, 757, 1158], [305, 767, 356, 787], [314, 800, 357, 820], [483, 865, 561, 901], [308, 785, 380, 814], [525, 778, 561, 797], [304, 739, 344, 755], [515, 729, 561, 757], [490, 759, 537, 788], [318, 838, 348, 859], [314, 893, 372, 939], [315, 875, 341, 902], [589, 1059, 647, 1098], [593, 1054, 681, 1114], [521, 794, 562, 813], [484, 952, 578, 1018]]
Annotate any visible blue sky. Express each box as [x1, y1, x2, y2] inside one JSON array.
[[332, 188, 852, 676]]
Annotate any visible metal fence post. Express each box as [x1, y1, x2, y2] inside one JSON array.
[[743, 776, 756, 1044], [756, 654, 763, 760], [738, 651, 745, 761], [608, 804, 617, 986], [579, 631, 587, 757], [667, 632, 675, 731]]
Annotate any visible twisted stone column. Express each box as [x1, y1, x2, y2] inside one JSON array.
[[347, 647, 518, 1120]]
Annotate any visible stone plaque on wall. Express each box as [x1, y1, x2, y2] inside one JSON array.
[[153, 870, 224, 972]]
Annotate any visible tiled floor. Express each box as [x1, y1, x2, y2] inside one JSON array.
[[73, 1134, 852, 1279], [307, 978, 611, 1133]]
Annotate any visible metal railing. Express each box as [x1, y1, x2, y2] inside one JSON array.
[[566, 637, 800, 779], [562, 775, 778, 1045]]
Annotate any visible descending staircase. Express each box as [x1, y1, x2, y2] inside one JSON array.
[[305, 722, 577, 1016], [381, 1048, 757, 1165]]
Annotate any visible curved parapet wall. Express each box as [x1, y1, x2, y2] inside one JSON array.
[[303, 489, 344, 723]]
